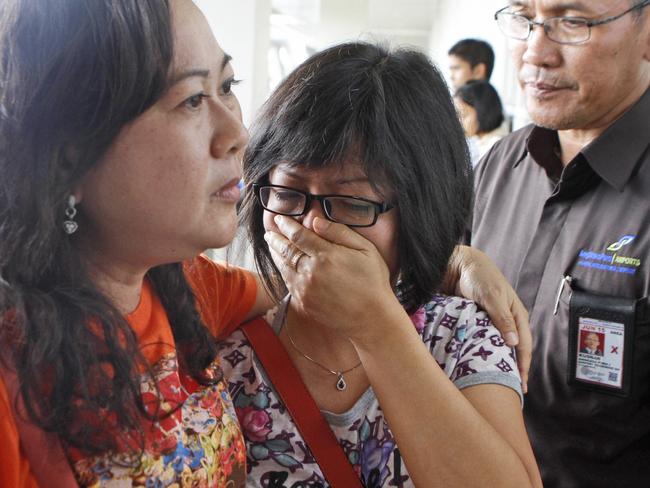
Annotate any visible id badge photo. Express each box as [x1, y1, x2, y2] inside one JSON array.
[[567, 290, 637, 397]]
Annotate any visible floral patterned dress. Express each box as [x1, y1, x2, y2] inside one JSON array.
[[217, 295, 522, 487], [69, 352, 247, 488], [67, 260, 255, 488]]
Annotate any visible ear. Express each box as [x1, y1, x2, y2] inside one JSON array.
[[70, 184, 83, 205], [63, 144, 84, 204], [472, 63, 488, 81]]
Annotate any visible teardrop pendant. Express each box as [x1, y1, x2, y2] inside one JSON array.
[[336, 373, 347, 391]]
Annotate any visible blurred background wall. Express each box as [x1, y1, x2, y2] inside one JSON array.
[[194, 0, 528, 130]]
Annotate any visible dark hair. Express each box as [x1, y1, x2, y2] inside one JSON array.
[[455, 80, 504, 134], [0, 0, 220, 456], [241, 42, 472, 312], [448, 39, 495, 81]]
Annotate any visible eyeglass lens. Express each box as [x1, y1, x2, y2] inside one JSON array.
[[498, 13, 591, 44], [258, 186, 378, 226], [259, 186, 305, 216]]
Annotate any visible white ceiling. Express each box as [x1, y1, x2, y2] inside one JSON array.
[[272, 0, 436, 31], [272, 0, 322, 24], [367, 0, 436, 31], [271, 0, 437, 52]]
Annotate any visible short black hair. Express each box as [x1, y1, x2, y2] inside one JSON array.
[[241, 42, 472, 312], [455, 80, 504, 134], [448, 39, 495, 80]]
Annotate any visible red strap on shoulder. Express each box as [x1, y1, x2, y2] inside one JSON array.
[[241, 318, 364, 488]]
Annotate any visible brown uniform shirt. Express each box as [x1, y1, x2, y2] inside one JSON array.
[[471, 88, 650, 488]]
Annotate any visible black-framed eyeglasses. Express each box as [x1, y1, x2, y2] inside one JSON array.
[[253, 183, 395, 227], [494, 0, 650, 44]]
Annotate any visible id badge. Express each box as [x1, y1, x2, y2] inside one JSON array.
[[567, 290, 637, 397]]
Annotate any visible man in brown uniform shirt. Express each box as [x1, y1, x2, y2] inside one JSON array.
[[471, 1, 650, 486]]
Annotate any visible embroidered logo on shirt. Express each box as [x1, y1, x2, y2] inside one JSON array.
[[577, 234, 641, 275], [606, 235, 636, 252]]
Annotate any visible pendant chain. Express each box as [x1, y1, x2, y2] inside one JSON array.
[[285, 320, 362, 391]]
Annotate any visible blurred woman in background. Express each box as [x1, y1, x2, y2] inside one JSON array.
[[455, 80, 506, 166]]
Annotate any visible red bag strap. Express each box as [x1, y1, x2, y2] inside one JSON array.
[[241, 317, 364, 488], [0, 363, 79, 488]]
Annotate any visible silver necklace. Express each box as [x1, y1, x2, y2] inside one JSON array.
[[285, 320, 362, 391]]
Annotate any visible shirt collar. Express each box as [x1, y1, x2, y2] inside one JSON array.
[[518, 126, 563, 181], [582, 87, 650, 192], [516, 87, 650, 191]]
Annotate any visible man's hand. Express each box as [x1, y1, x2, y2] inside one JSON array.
[[442, 245, 531, 393]]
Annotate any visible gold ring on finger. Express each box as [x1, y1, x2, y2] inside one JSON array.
[[289, 250, 306, 270]]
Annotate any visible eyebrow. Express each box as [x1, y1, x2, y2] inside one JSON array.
[[168, 53, 234, 86], [509, 0, 590, 13], [334, 176, 371, 185], [222, 53, 233, 70], [169, 68, 210, 86], [276, 168, 371, 186]]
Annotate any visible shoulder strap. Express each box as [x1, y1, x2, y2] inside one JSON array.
[[241, 317, 364, 488], [0, 363, 79, 488]]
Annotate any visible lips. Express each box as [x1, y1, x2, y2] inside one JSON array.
[[213, 178, 241, 203], [523, 81, 574, 100], [530, 82, 561, 90], [521, 73, 578, 92]]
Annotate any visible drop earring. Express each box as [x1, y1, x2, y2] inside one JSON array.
[[63, 195, 78, 235]]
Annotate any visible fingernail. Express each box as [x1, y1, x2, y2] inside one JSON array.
[[263, 232, 271, 241], [523, 382, 528, 394], [313, 217, 330, 232], [274, 215, 284, 225], [504, 331, 519, 346]]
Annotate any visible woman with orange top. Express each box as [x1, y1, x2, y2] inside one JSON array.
[[0, 0, 272, 485]]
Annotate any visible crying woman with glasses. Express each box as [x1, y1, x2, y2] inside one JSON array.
[[218, 42, 543, 488]]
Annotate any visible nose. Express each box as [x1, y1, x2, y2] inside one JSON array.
[[521, 22, 562, 68], [300, 199, 327, 230], [209, 96, 249, 159]]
